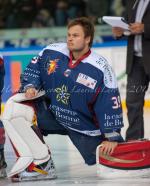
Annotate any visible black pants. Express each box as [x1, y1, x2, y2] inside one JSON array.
[[126, 56, 149, 140]]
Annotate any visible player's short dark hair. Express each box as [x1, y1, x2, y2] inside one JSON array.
[[67, 17, 95, 47]]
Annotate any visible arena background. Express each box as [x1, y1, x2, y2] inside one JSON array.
[[1, 1, 150, 185]]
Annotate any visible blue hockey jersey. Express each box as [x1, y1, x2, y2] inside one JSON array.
[[21, 43, 124, 139]]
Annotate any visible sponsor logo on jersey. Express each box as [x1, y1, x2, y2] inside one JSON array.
[[64, 69, 71, 77], [55, 85, 70, 105], [76, 73, 97, 89], [47, 59, 59, 75]]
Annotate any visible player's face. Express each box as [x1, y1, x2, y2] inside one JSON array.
[[67, 25, 90, 52]]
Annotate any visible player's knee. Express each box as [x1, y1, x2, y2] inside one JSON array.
[[84, 156, 96, 166]]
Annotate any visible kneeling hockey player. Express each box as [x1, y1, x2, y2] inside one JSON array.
[[2, 17, 124, 181]]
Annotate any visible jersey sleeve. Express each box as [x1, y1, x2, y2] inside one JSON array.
[[20, 44, 48, 92], [94, 64, 124, 141], [20, 55, 42, 92]]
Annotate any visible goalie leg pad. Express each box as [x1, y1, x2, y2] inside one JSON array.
[[2, 95, 50, 177]]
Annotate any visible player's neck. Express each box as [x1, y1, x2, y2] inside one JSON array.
[[72, 47, 90, 60]]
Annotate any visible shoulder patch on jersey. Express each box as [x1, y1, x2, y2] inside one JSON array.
[[82, 51, 118, 89], [39, 43, 69, 57], [31, 56, 38, 64]]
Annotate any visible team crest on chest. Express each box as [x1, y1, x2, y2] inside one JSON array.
[[55, 85, 70, 105], [47, 59, 59, 75]]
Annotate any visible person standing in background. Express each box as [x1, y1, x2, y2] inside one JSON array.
[[112, 0, 150, 140], [0, 54, 7, 178]]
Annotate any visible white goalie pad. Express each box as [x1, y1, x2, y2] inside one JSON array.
[[2, 92, 51, 177], [96, 140, 150, 178]]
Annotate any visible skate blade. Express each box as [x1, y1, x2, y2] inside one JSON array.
[[11, 174, 57, 182]]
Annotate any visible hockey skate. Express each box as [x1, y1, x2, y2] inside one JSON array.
[[0, 149, 7, 178], [11, 157, 57, 182]]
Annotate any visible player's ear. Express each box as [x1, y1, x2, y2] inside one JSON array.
[[85, 36, 91, 46]]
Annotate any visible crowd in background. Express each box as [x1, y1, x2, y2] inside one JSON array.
[[0, 0, 126, 29]]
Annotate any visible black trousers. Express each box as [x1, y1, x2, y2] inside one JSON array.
[[126, 56, 149, 140]]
